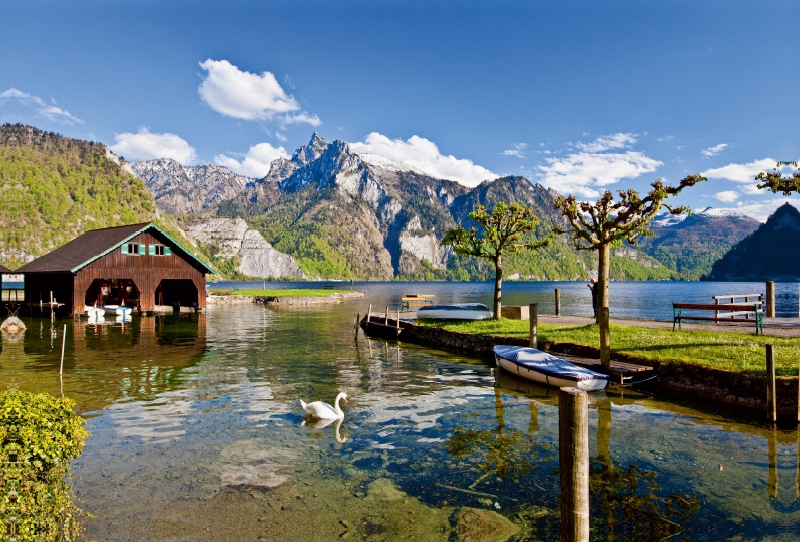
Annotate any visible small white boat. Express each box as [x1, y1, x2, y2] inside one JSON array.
[[416, 303, 492, 320], [103, 304, 133, 316], [493, 345, 609, 391], [85, 305, 105, 319]]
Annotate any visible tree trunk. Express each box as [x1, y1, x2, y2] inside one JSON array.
[[493, 256, 503, 320], [597, 243, 611, 368]]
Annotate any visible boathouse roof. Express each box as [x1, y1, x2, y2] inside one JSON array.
[[0, 264, 11, 273], [17, 222, 214, 275]]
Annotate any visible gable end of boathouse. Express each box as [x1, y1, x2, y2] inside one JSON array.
[[16, 222, 214, 316]]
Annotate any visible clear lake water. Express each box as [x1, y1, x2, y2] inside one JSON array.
[[1, 281, 799, 540]]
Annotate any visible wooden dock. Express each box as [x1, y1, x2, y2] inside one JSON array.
[[553, 352, 654, 385]]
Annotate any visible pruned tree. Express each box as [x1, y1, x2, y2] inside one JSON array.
[[554, 175, 706, 367], [755, 161, 800, 195], [441, 201, 556, 320]]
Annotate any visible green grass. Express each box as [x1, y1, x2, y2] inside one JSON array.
[[420, 319, 800, 376], [208, 288, 354, 298]]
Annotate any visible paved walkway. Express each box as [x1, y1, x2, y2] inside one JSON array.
[[537, 314, 800, 338]]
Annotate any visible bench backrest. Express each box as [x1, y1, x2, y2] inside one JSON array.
[[673, 303, 761, 312]]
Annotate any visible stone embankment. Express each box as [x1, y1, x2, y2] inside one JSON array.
[[209, 291, 364, 305], [363, 316, 800, 422]]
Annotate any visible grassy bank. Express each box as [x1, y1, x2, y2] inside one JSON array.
[[419, 319, 800, 377], [208, 288, 354, 298]]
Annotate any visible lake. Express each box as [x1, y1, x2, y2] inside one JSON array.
[[1, 282, 799, 540]]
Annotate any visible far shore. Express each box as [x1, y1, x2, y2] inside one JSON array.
[[207, 288, 364, 305]]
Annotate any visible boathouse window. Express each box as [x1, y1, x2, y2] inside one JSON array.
[[148, 244, 171, 256], [122, 243, 145, 256]]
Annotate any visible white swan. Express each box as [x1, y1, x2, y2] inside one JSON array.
[[300, 392, 348, 420]]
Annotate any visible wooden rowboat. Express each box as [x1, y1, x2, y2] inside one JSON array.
[[493, 345, 609, 391]]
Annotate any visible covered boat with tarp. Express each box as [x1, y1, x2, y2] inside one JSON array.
[[416, 303, 492, 320], [493, 345, 609, 391]]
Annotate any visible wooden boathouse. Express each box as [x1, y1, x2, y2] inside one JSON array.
[[17, 222, 214, 316]]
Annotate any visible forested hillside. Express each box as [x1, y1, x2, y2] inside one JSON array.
[[0, 124, 206, 270]]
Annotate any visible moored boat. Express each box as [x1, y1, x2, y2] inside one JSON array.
[[493, 345, 609, 391], [103, 304, 133, 316], [85, 305, 105, 319], [416, 303, 492, 320]]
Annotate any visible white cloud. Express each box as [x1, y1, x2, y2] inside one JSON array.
[[702, 158, 775, 194], [110, 128, 196, 164], [215, 142, 289, 178], [0, 87, 82, 124], [728, 198, 800, 222], [350, 132, 497, 187], [701, 143, 728, 158], [502, 143, 527, 159], [538, 151, 663, 197], [198, 59, 320, 125], [715, 190, 739, 203], [575, 133, 637, 152], [281, 111, 321, 127]]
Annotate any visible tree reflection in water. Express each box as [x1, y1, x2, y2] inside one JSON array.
[[446, 389, 546, 479], [445, 389, 700, 540], [590, 397, 699, 541]]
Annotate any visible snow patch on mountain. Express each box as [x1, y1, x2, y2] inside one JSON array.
[[358, 153, 430, 177]]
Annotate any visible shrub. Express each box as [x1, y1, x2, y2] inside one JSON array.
[[0, 388, 89, 541]]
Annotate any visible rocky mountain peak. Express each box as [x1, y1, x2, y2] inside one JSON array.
[[128, 158, 252, 215]]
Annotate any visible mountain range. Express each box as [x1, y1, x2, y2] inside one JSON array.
[[0, 125, 764, 282]]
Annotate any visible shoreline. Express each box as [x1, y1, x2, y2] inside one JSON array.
[[361, 316, 800, 422], [208, 291, 364, 305]]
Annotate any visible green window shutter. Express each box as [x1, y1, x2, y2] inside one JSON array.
[[165, 246, 172, 256], [121, 244, 128, 255], [148, 244, 156, 256], [139, 243, 146, 256]]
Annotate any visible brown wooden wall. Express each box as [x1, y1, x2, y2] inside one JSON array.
[[70, 231, 207, 314]]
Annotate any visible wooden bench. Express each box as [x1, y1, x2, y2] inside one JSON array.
[[401, 295, 435, 312], [672, 303, 763, 334]]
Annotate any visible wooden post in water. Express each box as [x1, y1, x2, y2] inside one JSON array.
[[59, 324, 66, 374], [768, 426, 778, 500], [766, 344, 776, 423], [529, 303, 538, 349], [384, 307, 389, 327], [559, 387, 590, 542], [396, 307, 401, 334], [766, 281, 775, 318], [555, 288, 561, 317], [366, 304, 372, 327], [50, 291, 54, 323]]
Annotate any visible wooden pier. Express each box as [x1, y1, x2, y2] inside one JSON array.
[[552, 351, 654, 385]]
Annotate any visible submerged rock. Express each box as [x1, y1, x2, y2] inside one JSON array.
[[0, 316, 26, 333], [451, 507, 520, 542]]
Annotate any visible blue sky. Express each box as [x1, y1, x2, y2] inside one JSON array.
[[1, 0, 798, 220]]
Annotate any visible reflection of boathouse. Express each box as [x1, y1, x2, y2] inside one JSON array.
[[17, 222, 214, 316]]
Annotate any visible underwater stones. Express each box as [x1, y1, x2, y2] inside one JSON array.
[[364, 477, 407, 501], [451, 507, 520, 542], [0, 316, 25, 333]]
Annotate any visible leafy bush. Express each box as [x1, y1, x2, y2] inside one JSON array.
[[0, 388, 89, 541]]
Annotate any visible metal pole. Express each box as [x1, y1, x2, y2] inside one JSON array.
[[59, 324, 67, 374], [559, 388, 590, 542], [529, 303, 538, 349]]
